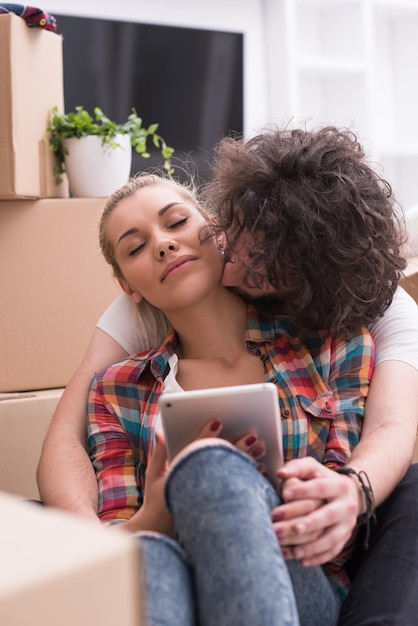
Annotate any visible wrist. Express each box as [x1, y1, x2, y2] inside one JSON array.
[[335, 467, 377, 549], [346, 471, 368, 518]]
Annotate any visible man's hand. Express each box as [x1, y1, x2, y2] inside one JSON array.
[[272, 457, 361, 566]]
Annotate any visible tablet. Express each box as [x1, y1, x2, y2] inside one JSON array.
[[158, 382, 283, 488]]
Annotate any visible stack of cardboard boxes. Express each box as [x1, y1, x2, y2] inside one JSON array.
[[0, 14, 120, 500], [0, 14, 140, 625]]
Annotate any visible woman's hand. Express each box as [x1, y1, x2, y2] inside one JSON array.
[[125, 431, 175, 537], [190, 419, 266, 463], [272, 457, 362, 566]]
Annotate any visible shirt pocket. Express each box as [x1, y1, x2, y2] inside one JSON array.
[[297, 392, 335, 420], [297, 391, 336, 462]]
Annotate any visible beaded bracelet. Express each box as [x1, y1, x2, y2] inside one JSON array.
[[335, 467, 377, 550]]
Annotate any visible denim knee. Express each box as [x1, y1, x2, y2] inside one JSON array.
[[164, 441, 280, 515]]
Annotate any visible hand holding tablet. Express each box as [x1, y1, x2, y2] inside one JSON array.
[[158, 382, 283, 488]]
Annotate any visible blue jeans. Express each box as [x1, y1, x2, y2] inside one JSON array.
[[138, 442, 341, 626]]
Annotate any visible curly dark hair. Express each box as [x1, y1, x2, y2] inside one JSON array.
[[204, 125, 407, 337]]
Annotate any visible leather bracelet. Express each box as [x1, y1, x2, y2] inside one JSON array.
[[335, 467, 377, 550]]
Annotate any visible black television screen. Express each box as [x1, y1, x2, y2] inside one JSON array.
[[54, 14, 243, 182]]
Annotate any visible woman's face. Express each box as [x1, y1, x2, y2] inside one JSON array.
[[106, 184, 224, 313]]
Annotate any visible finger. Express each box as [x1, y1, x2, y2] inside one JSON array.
[[282, 474, 353, 504], [293, 523, 356, 566], [273, 517, 322, 544], [280, 530, 323, 554], [194, 419, 223, 440], [272, 498, 323, 522], [277, 457, 327, 481], [234, 431, 266, 461], [148, 431, 168, 475]]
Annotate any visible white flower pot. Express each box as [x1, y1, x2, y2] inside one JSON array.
[[63, 134, 132, 197]]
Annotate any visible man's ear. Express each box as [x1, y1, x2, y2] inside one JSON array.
[[118, 278, 143, 304]]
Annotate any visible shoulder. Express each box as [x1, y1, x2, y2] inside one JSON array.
[[94, 333, 176, 387], [369, 287, 418, 369]]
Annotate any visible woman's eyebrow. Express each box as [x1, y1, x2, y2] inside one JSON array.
[[117, 227, 139, 245], [158, 202, 183, 217]]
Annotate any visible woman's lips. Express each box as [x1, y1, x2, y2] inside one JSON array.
[[160, 255, 196, 281]]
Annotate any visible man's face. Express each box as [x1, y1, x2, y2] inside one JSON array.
[[220, 230, 277, 298]]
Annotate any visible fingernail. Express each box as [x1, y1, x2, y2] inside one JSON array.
[[245, 434, 257, 445], [210, 420, 221, 431], [252, 445, 264, 457]]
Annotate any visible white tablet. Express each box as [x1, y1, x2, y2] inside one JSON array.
[[158, 382, 283, 488]]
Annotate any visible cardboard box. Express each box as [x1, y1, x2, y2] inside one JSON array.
[[0, 389, 64, 500], [0, 198, 121, 392], [400, 256, 418, 304], [0, 491, 141, 625], [0, 13, 67, 199]]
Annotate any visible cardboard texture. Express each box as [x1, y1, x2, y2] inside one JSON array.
[[0, 13, 67, 199], [400, 256, 418, 304], [0, 198, 121, 392], [0, 491, 141, 625], [0, 389, 64, 499]]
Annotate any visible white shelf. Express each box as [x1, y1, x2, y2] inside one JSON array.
[[270, 0, 418, 211]]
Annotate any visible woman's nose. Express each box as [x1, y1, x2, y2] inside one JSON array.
[[159, 244, 175, 258]]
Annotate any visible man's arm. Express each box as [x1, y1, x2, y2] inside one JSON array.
[[273, 359, 418, 566], [37, 328, 128, 518], [346, 359, 418, 505]]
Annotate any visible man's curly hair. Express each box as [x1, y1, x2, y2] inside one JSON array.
[[204, 126, 407, 337]]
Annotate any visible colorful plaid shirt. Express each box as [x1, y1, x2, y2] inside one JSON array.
[[87, 303, 374, 599]]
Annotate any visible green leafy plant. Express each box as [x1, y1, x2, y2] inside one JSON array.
[[47, 106, 175, 183]]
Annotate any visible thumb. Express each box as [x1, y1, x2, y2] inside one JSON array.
[[277, 457, 322, 480], [149, 430, 168, 472]]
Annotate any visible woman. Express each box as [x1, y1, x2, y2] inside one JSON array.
[[87, 173, 373, 625], [38, 126, 418, 624]]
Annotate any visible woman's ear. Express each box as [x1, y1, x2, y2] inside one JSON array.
[[118, 278, 143, 304], [212, 223, 226, 251]]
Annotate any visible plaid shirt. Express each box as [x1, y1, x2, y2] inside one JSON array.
[[88, 303, 374, 599]]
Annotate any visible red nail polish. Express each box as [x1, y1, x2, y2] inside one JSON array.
[[245, 435, 257, 445], [210, 420, 221, 431]]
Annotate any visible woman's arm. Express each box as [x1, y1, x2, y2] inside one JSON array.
[[37, 328, 128, 517]]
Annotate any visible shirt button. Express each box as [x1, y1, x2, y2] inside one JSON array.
[[260, 354, 268, 362], [247, 341, 257, 349], [281, 408, 291, 418], [324, 403, 333, 413], [269, 377, 276, 383]]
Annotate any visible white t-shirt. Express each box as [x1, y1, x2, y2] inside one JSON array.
[[97, 287, 418, 371]]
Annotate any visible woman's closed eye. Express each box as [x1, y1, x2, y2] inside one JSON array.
[[127, 218, 188, 256], [168, 217, 188, 229], [128, 242, 145, 256]]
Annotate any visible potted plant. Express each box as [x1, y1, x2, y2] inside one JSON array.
[[47, 106, 174, 197]]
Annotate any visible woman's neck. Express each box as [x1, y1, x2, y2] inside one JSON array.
[[166, 287, 249, 362]]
